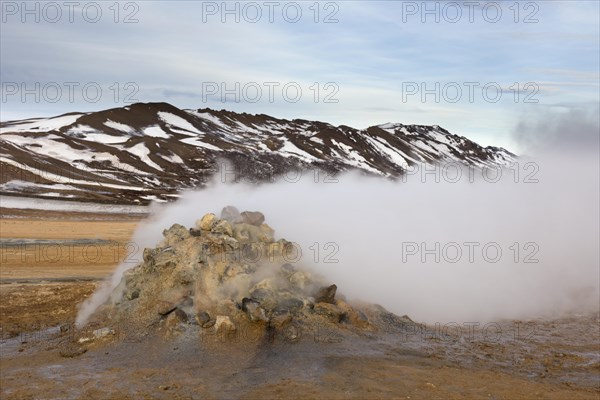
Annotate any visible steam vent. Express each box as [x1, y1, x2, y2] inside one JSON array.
[[84, 206, 411, 343]]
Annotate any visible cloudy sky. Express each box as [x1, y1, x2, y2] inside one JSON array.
[[1, 1, 599, 152]]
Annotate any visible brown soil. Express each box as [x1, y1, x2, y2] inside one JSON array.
[[0, 217, 141, 281], [0, 207, 147, 221], [0, 217, 140, 240], [0, 212, 598, 399], [1, 318, 598, 400], [0, 282, 97, 337]]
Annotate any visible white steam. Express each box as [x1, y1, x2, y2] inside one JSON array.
[[77, 152, 599, 325]]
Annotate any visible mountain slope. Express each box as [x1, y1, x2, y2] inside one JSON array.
[[0, 102, 516, 204]]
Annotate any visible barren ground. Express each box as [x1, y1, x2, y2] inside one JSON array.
[[0, 209, 598, 399]]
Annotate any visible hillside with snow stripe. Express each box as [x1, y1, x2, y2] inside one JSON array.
[[0, 102, 516, 204]]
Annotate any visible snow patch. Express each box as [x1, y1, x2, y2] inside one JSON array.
[[83, 133, 128, 144], [366, 137, 409, 169], [0, 114, 83, 133], [125, 143, 164, 171], [0, 158, 150, 191], [188, 111, 230, 130], [143, 126, 169, 138], [162, 152, 184, 164], [0, 180, 80, 191], [158, 112, 201, 134], [278, 138, 319, 163], [332, 140, 381, 174], [180, 137, 221, 151], [141, 195, 168, 203], [0, 134, 124, 166], [104, 120, 135, 133]]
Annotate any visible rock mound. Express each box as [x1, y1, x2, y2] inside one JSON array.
[[85, 207, 409, 342]]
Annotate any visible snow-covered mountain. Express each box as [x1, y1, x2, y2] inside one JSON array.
[[0, 102, 515, 204]]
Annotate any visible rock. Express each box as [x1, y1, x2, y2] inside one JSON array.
[[151, 248, 177, 270], [189, 228, 202, 237], [173, 308, 189, 323], [289, 271, 311, 291], [202, 319, 216, 328], [232, 223, 270, 243], [162, 224, 191, 243], [125, 287, 140, 301], [249, 280, 277, 308], [196, 213, 217, 231], [264, 315, 294, 343], [195, 311, 211, 326], [143, 247, 157, 263], [241, 297, 255, 310], [223, 235, 239, 248], [220, 206, 242, 222], [211, 219, 233, 236], [59, 345, 87, 358], [121, 269, 141, 301], [313, 302, 344, 323], [280, 263, 296, 275], [232, 224, 250, 242], [269, 313, 293, 330], [274, 297, 305, 314], [93, 327, 113, 339], [214, 315, 236, 332], [267, 239, 292, 259], [224, 263, 252, 278], [315, 284, 337, 304], [165, 308, 188, 331], [157, 301, 177, 316], [353, 310, 370, 328], [249, 288, 270, 302], [260, 223, 275, 239], [240, 211, 265, 226], [251, 279, 275, 292], [282, 322, 301, 342], [241, 297, 268, 322], [336, 300, 370, 328], [174, 268, 195, 286], [179, 296, 194, 308], [251, 296, 278, 312]]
